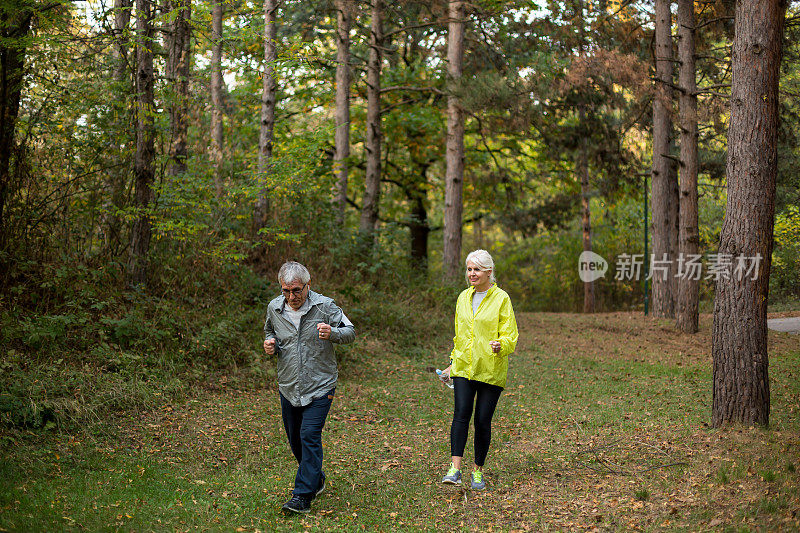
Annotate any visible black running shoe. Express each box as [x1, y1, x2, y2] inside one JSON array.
[[282, 495, 311, 514]]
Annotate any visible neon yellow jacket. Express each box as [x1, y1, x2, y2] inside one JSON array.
[[450, 284, 519, 388]]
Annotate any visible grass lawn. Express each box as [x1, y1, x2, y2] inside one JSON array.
[[1, 312, 799, 531]]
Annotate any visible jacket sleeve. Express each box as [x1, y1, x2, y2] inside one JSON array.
[[326, 302, 356, 344], [497, 295, 518, 358], [450, 296, 462, 362], [264, 308, 281, 356]]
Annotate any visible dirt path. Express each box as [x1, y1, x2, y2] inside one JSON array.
[[768, 316, 800, 334]]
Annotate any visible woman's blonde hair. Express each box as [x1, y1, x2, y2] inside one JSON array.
[[465, 249, 496, 284]]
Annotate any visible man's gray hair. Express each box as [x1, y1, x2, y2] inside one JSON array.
[[465, 249, 496, 284], [278, 261, 311, 285]]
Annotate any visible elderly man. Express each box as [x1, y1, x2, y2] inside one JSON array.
[[263, 261, 355, 514]]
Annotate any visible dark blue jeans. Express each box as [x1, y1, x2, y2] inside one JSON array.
[[280, 388, 335, 498]]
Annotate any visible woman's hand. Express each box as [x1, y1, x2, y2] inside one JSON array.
[[439, 365, 453, 386], [489, 340, 501, 353]]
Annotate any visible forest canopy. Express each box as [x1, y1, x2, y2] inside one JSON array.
[[1, 0, 798, 311]]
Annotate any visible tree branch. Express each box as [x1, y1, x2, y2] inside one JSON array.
[[651, 76, 685, 93], [694, 84, 731, 95], [381, 85, 445, 95], [693, 16, 734, 30], [383, 21, 445, 39]]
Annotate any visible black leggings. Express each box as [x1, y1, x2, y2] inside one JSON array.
[[450, 376, 503, 467]]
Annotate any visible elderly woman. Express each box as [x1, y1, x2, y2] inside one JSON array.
[[440, 249, 519, 490]]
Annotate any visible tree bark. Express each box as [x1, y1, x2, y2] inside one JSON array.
[[209, 0, 224, 197], [711, 0, 785, 428], [579, 112, 594, 313], [103, 0, 133, 254], [334, 0, 352, 227], [113, 0, 132, 74], [576, 0, 594, 314], [410, 194, 429, 266], [166, 0, 191, 177], [0, 8, 31, 253], [253, 0, 277, 232], [676, 0, 699, 333], [442, 0, 465, 281], [127, 0, 156, 287], [359, 0, 383, 240], [650, 0, 678, 318], [472, 215, 483, 251]]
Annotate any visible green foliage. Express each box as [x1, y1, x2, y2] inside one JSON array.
[[771, 205, 800, 299], [2, 0, 798, 433], [0, 391, 56, 430], [493, 195, 651, 312], [0, 252, 269, 429]]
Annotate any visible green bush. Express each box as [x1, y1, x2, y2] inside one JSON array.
[[772, 205, 800, 299]]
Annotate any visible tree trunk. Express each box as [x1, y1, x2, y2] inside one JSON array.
[[650, 0, 677, 318], [676, 0, 699, 333], [577, 0, 594, 314], [0, 9, 31, 253], [104, 0, 133, 254], [113, 0, 132, 74], [410, 194, 429, 267], [334, 0, 351, 227], [711, 0, 785, 428], [442, 0, 465, 281], [209, 0, 224, 197], [127, 0, 156, 287], [472, 215, 483, 250], [167, 0, 191, 177], [579, 114, 594, 313], [359, 0, 383, 240], [254, 0, 277, 232]]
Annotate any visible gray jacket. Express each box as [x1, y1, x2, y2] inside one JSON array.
[[264, 290, 355, 407]]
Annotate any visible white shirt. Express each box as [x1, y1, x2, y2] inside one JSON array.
[[472, 289, 489, 315], [283, 299, 311, 330]]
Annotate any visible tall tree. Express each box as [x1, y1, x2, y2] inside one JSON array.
[[333, 0, 352, 227], [253, 0, 277, 232], [103, 0, 133, 253], [577, 0, 594, 314], [359, 0, 383, 239], [209, 0, 224, 197], [127, 0, 156, 286], [166, 0, 191, 177], [443, 0, 465, 281], [676, 0, 699, 333], [650, 0, 678, 318], [578, 109, 594, 313], [711, 0, 786, 427], [0, 4, 32, 253]]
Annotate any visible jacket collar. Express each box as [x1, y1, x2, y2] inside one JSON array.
[[467, 283, 496, 297]]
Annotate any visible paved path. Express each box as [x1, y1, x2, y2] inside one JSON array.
[[767, 317, 800, 334]]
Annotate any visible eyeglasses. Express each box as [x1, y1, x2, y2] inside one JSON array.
[[282, 284, 307, 297]]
